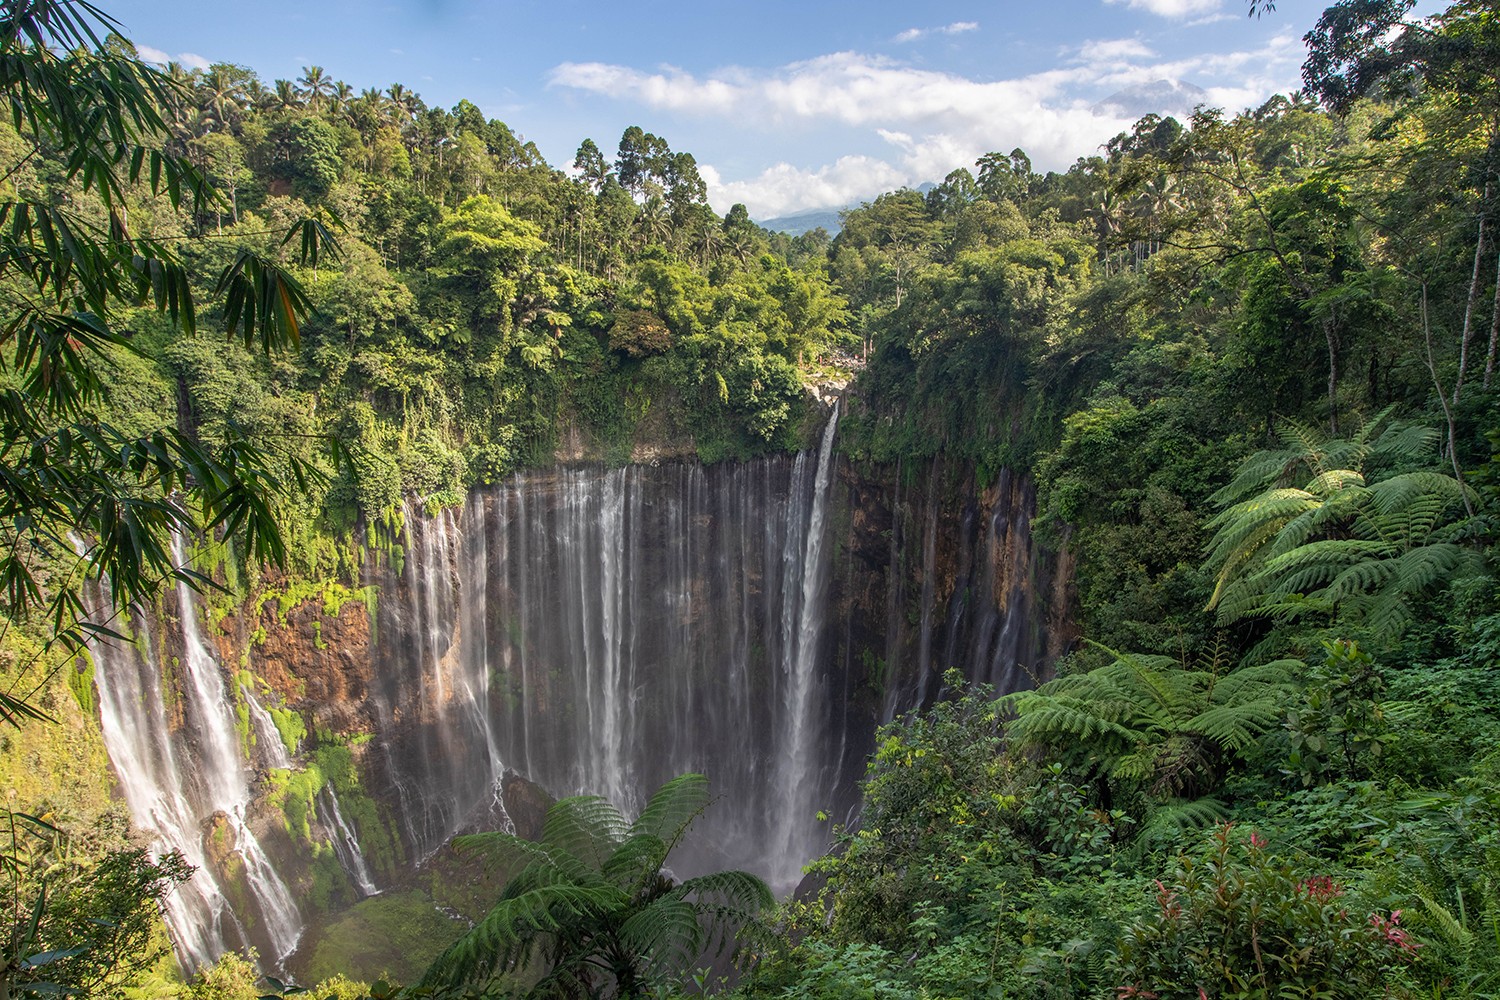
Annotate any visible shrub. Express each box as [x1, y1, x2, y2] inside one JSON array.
[[1117, 823, 1419, 998]]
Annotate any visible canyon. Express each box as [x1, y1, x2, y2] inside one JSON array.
[[87, 401, 1075, 977]]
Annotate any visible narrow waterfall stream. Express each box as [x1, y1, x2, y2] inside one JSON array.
[[168, 537, 303, 966]]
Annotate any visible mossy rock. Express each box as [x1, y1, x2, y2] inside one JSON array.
[[303, 890, 463, 984]]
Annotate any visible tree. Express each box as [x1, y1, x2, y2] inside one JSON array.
[[1005, 646, 1300, 803], [297, 64, 331, 110], [419, 774, 771, 999], [573, 138, 608, 193], [0, 0, 336, 725], [1204, 416, 1486, 638]]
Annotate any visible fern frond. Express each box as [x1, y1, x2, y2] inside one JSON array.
[[630, 772, 710, 845], [1138, 797, 1229, 841], [542, 795, 628, 870], [677, 869, 776, 912], [619, 897, 704, 975], [1007, 700, 1142, 748], [1369, 419, 1438, 466], [603, 833, 670, 888], [1111, 751, 1157, 782], [1184, 700, 1284, 752], [1304, 468, 1365, 496], [420, 881, 625, 989], [1417, 893, 1474, 949]]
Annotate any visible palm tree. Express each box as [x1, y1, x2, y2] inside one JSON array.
[[386, 82, 420, 121], [197, 63, 246, 133], [297, 64, 330, 109], [272, 78, 302, 110], [419, 774, 771, 999]]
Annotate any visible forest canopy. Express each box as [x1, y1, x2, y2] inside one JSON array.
[[1, 0, 1499, 997]]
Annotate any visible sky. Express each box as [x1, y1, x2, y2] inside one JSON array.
[[105, 0, 1425, 220]]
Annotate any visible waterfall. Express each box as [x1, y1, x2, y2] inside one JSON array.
[[89, 400, 1064, 968], [374, 405, 847, 891], [246, 685, 292, 769], [775, 402, 839, 860], [320, 788, 379, 897], [373, 499, 507, 860], [245, 678, 381, 898], [89, 538, 304, 972], [168, 536, 302, 965], [91, 599, 239, 972]]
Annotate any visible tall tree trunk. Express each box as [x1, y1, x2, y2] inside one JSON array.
[[1487, 248, 1500, 388], [1423, 284, 1477, 518], [1454, 184, 1490, 403], [1324, 317, 1340, 436]]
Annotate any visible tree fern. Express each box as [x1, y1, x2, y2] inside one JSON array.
[[420, 774, 770, 998], [1006, 644, 1299, 802], [1206, 417, 1485, 639]]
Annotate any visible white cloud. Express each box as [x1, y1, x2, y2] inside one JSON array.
[[712, 156, 910, 219], [1076, 38, 1157, 63], [1104, 0, 1222, 18], [894, 21, 979, 43], [134, 44, 210, 71], [551, 30, 1303, 217]]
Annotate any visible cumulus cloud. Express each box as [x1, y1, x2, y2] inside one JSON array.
[[894, 21, 980, 43], [135, 44, 210, 71], [550, 30, 1302, 217], [1075, 38, 1157, 64], [1105, 0, 1223, 18]]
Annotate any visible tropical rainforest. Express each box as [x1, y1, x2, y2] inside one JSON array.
[[2, 0, 1500, 997]]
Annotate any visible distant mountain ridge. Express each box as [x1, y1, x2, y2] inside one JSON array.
[[757, 207, 846, 236], [1093, 79, 1209, 120], [759, 184, 935, 236]]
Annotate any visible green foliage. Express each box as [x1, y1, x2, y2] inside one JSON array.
[[1205, 417, 1487, 639], [0, 809, 192, 999], [0, 0, 339, 726], [307, 891, 463, 986], [1005, 646, 1301, 804], [1117, 824, 1419, 998], [1285, 640, 1387, 784], [420, 774, 771, 998]]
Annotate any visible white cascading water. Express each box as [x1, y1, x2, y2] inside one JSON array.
[[168, 535, 303, 965], [89, 536, 302, 972], [775, 402, 839, 859], [90, 597, 240, 972], [244, 680, 381, 898], [320, 788, 379, 896], [376, 499, 507, 859], [373, 406, 847, 892], [245, 684, 292, 768]]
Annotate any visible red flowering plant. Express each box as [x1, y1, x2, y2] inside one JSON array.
[[1116, 823, 1419, 998]]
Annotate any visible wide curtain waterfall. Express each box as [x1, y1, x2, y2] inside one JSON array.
[[86, 405, 1064, 974], [372, 405, 845, 890]]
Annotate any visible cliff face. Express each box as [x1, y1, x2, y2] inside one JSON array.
[[825, 456, 1077, 750], [88, 438, 1077, 978], [220, 589, 374, 737]]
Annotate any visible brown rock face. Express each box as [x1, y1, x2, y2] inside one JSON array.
[[827, 455, 1077, 725], [215, 587, 375, 738]]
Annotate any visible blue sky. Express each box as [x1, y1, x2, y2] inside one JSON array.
[[107, 0, 1423, 219]]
